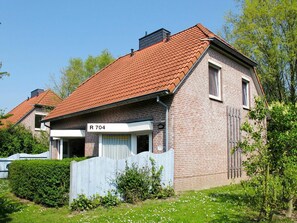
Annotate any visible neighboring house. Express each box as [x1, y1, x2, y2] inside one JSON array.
[[44, 23, 264, 191], [3, 89, 62, 136]]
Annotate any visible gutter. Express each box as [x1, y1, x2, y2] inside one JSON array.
[[210, 38, 257, 67], [156, 96, 168, 152]]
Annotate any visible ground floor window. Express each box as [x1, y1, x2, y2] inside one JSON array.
[[102, 134, 131, 160], [137, 135, 149, 154], [99, 133, 152, 160], [59, 138, 85, 159]]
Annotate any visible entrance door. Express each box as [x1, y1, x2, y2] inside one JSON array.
[[60, 138, 85, 159], [63, 141, 69, 158]]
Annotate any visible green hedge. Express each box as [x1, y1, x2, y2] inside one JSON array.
[[9, 159, 84, 207]]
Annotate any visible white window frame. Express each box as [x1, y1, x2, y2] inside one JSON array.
[[58, 138, 63, 160], [132, 133, 153, 155], [208, 60, 222, 101], [35, 112, 47, 131], [242, 77, 250, 109], [98, 132, 152, 157]]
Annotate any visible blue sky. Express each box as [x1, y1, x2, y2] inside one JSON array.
[[0, 0, 239, 112]]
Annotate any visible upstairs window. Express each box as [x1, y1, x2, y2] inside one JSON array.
[[209, 63, 221, 100], [35, 114, 46, 130], [242, 79, 250, 109]]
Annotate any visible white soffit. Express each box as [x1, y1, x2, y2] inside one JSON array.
[[50, 130, 85, 138], [87, 121, 153, 133]]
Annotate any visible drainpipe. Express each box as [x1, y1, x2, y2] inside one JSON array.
[[157, 96, 168, 152]]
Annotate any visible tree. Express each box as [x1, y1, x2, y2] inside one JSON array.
[[239, 97, 281, 221], [51, 49, 115, 98], [0, 62, 9, 79], [0, 62, 10, 125], [268, 102, 297, 217], [0, 109, 11, 126], [239, 98, 297, 220], [223, 0, 297, 103]]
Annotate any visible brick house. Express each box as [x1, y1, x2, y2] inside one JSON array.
[[44, 24, 264, 191], [3, 89, 62, 136]]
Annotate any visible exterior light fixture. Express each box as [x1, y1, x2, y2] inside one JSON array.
[[158, 123, 165, 129]]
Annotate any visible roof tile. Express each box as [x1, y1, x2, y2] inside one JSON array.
[[2, 90, 62, 126], [45, 24, 218, 120]]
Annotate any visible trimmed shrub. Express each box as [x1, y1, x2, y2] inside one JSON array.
[[9, 158, 84, 207]]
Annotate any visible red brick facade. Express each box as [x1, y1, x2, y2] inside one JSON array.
[[50, 47, 260, 191]]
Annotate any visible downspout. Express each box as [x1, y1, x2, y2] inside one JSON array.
[[44, 123, 52, 159], [157, 96, 168, 152]]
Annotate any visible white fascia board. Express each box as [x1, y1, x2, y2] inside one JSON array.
[[87, 121, 153, 133], [50, 130, 85, 138]]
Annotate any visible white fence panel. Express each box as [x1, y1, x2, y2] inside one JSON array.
[[70, 150, 174, 203], [0, 151, 49, 178]]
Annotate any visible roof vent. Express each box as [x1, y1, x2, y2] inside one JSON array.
[[139, 28, 170, 50], [130, 48, 134, 57], [31, 89, 44, 98]]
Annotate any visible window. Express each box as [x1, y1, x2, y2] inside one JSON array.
[[137, 135, 149, 154], [102, 134, 131, 160], [35, 114, 46, 130], [209, 64, 221, 100], [242, 79, 249, 108]]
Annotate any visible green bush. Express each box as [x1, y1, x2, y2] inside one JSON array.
[[70, 192, 120, 211], [0, 124, 48, 157], [70, 194, 96, 211], [9, 159, 83, 207], [115, 163, 151, 203], [115, 159, 175, 203], [100, 191, 120, 208]]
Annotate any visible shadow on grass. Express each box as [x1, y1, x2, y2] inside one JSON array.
[[208, 192, 257, 223], [0, 195, 23, 223]]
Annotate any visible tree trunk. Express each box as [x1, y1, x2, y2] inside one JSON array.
[[286, 197, 294, 218]]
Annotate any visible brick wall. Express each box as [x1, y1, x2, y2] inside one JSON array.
[[51, 99, 168, 156], [171, 47, 258, 191], [19, 107, 51, 137], [49, 47, 260, 191]]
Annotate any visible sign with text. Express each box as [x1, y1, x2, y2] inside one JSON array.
[[87, 121, 153, 133]]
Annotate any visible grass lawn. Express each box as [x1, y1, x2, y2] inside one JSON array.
[[0, 179, 294, 223]]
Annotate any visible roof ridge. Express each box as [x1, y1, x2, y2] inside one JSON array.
[[36, 89, 50, 105], [196, 23, 215, 38]]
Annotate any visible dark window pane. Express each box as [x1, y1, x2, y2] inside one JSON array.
[[137, 135, 149, 154], [242, 81, 248, 106], [209, 66, 219, 97], [35, 115, 43, 128]]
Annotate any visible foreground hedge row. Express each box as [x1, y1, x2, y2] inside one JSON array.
[[9, 159, 83, 207]]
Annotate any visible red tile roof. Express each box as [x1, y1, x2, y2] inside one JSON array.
[[45, 23, 255, 121], [3, 90, 62, 126]]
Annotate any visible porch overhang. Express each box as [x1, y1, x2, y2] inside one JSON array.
[[50, 129, 85, 138]]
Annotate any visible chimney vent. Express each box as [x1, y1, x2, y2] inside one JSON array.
[[166, 32, 170, 42], [31, 89, 44, 98], [130, 48, 134, 57], [139, 28, 170, 50]]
